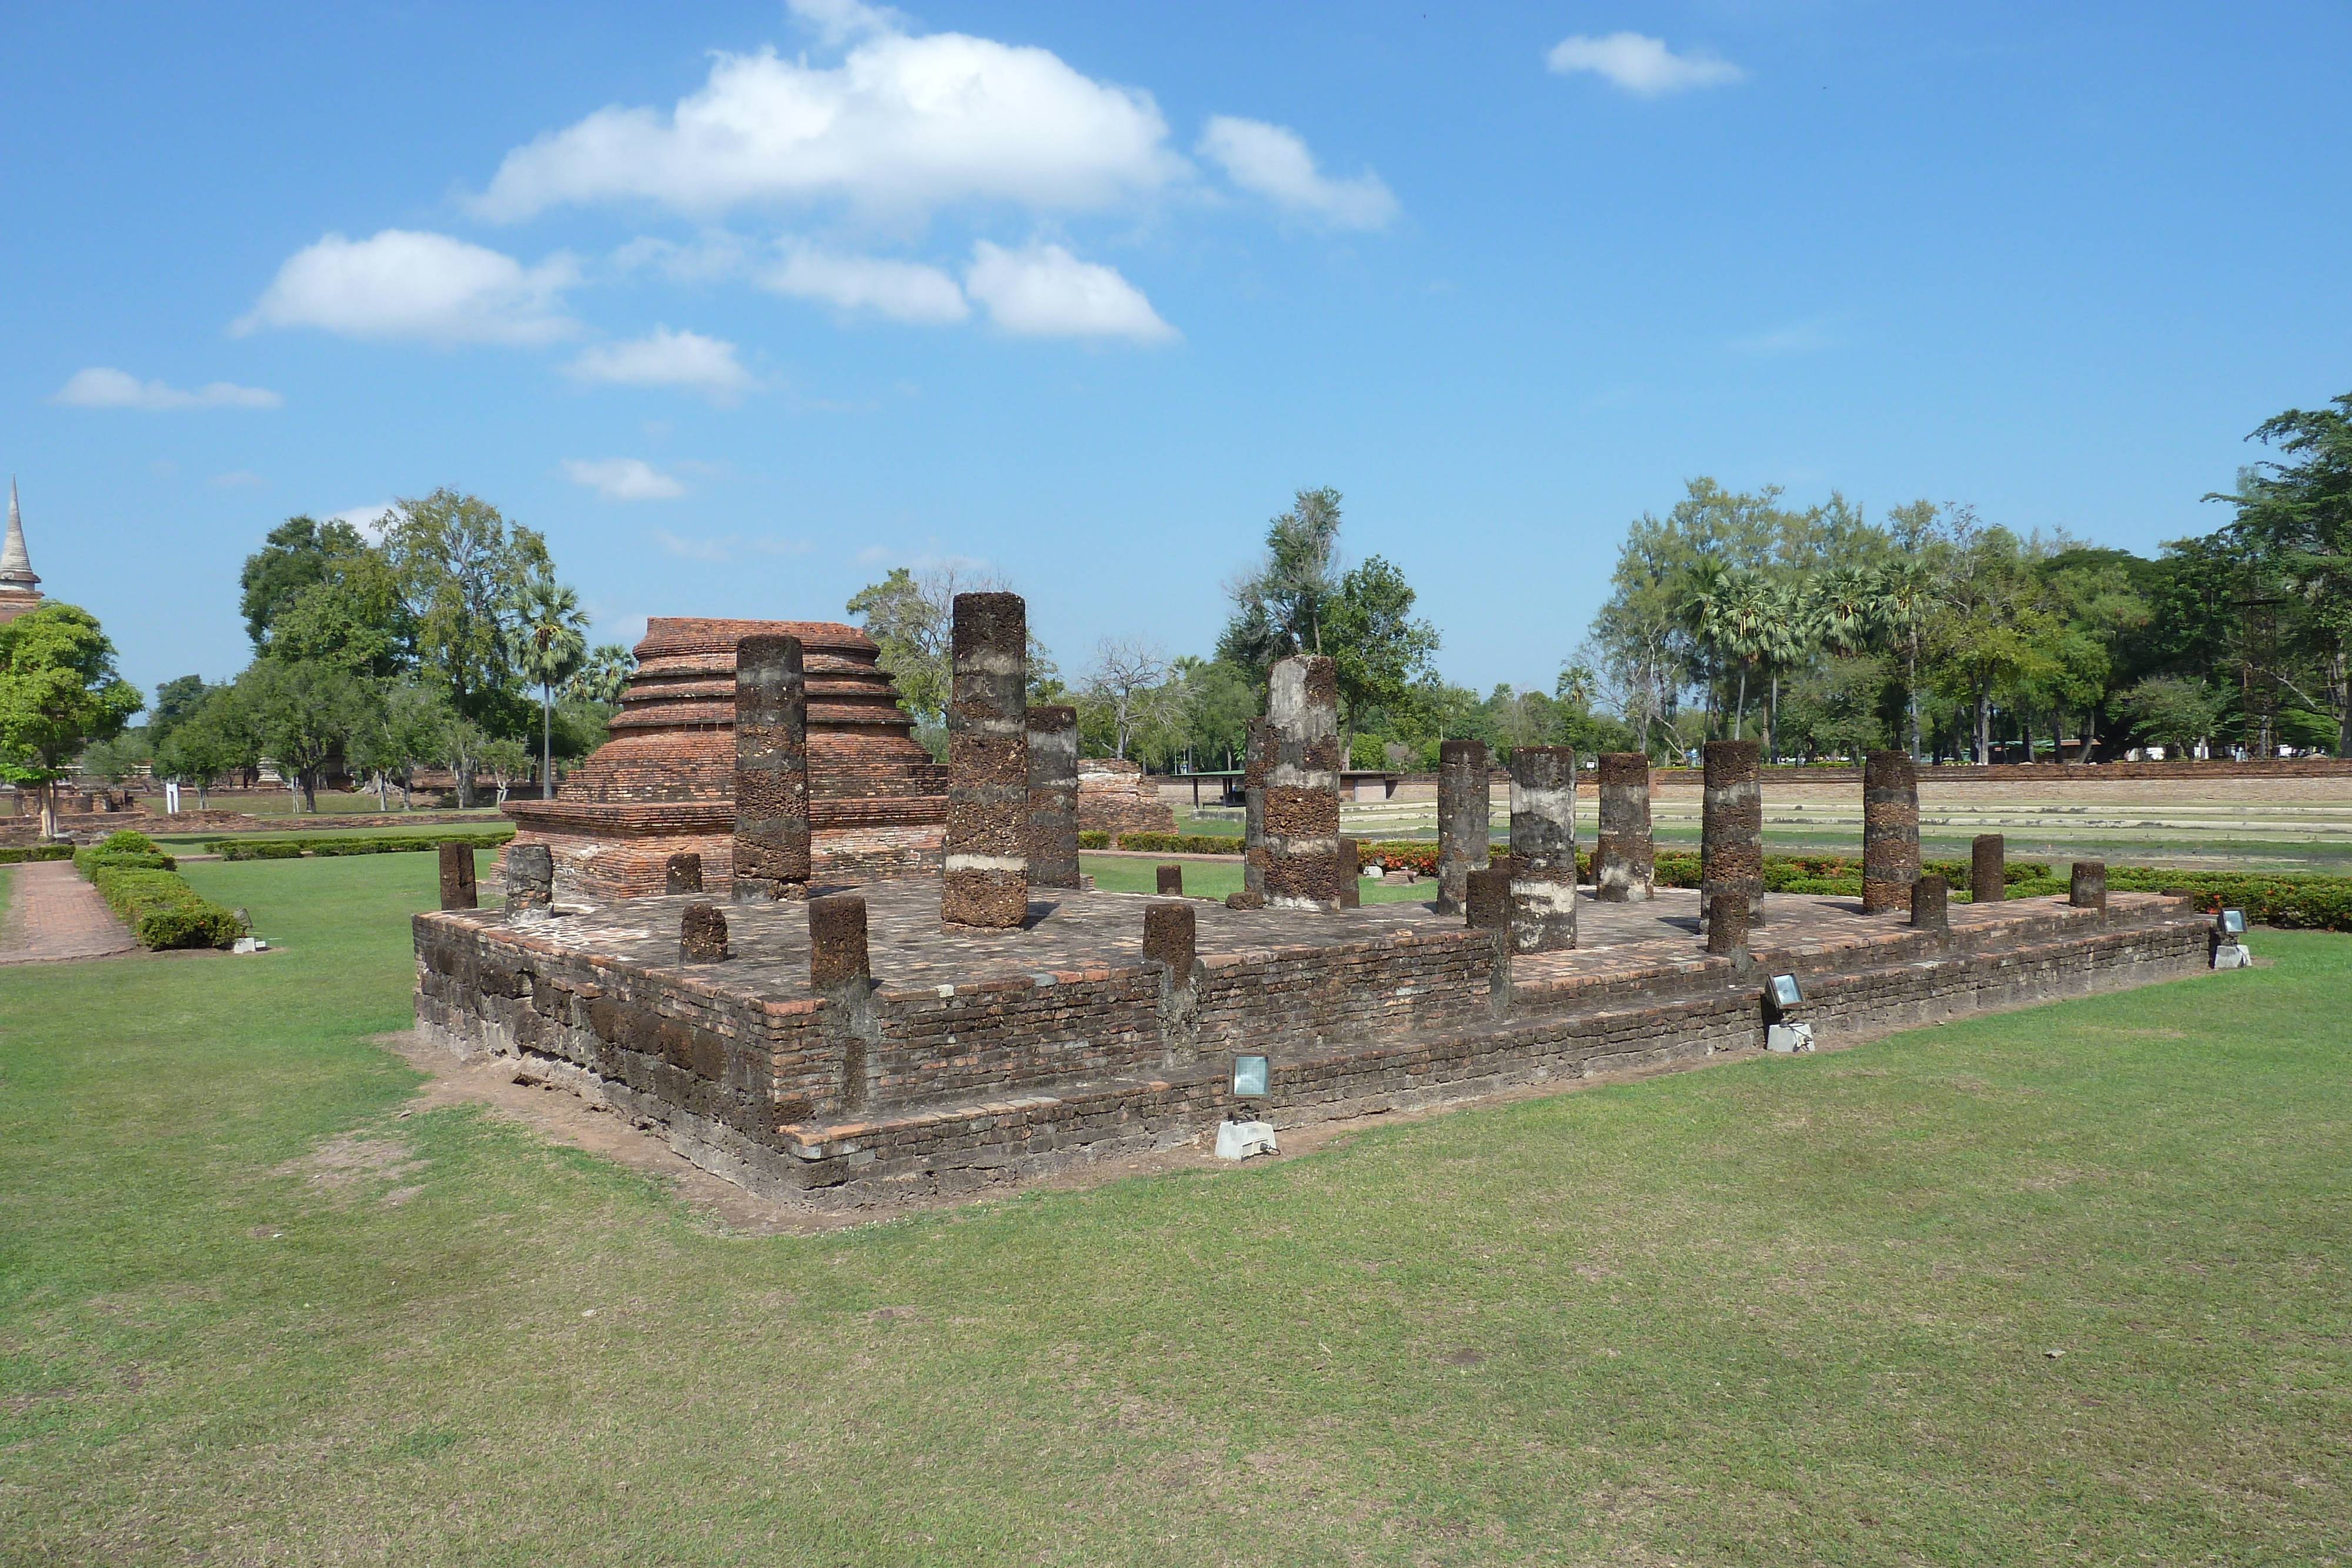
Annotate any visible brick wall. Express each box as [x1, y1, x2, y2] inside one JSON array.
[[415, 897, 2208, 1204]]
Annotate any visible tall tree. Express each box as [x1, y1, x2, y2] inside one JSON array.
[[566, 643, 638, 706], [1218, 487, 1345, 671], [1323, 554, 1441, 750], [2211, 390, 2352, 754], [230, 660, 376, 813], [262, 550, 412, 677], [238, 515, 371, 650], [0, 604, 143, 837], [507, 574, 590, 798], [380, 490, 549, 801], [1080, 638, 1179, 761]]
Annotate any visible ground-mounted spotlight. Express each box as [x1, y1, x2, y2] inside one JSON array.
[[2213, 908, 2252, 969], [1217, 1055, 1279, 1161], [1765, 973, 1815, 1054]]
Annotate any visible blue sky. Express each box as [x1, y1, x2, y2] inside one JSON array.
[[4, 2, 2348, 712]]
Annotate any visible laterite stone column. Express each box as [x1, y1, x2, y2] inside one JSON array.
[[1336, 835, 1362, 910], [1911, 874, 1949, 934], [2070, 860, 2106, 911], [942, 592, 1029, 927], [1507, 746, 1578, 951], [1700, 740, 1763, 937], [505, 843, 554, 924], [1157, 864, 1184, 896], [437, 841, 477, 911], [1240, 716, 1274, 905], [679, 902, 728, 964], [1594, 751, 1654, 902], [1025, 704, 1080, 890], [1861, 750, 1920, 915], [809, 893, 874, 1114], [1261, 656, 1341, 912], [1435, 739, 1489, 916], [1464, 866, 1512, 931], [733, 633, 810, 903], [1971, 834, 2006, 904], [665, 852, 703, 895]]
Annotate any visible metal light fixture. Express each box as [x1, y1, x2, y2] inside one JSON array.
[[1769, 974, 1803, 1009], [1232, 1054, 1269, 1098], [2219, 909, 2247, 935]]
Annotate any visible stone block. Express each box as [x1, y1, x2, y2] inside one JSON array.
[[1336, 835, 1361, 910], [1971, 834, 2005, 903], [505, 842, 553, 923], [810, 893, 870, 988], [680, 902, 729, 964], [1142, 900, 1196, 978], [2070, 860, 2107, 910], [665, 852, 704, 895], [437, 840, 477, 911], [1911, 873, 1949, 933], [1157, 863, 1184, 897]]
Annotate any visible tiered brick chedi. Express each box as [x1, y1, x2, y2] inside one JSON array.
[[1861, 750, 1922, 915], [1435, 739, 1489, 917], [503, 618, 946, 898], [1261, 656, 1342, 912], [1508, 746, 1578, 951], [941, 592, 1030, 928], [1593, 752, 1655, 902], [731, 634, 810, 902], [1025, 706, 1081, 890], [1700, 739, 1764, 935]]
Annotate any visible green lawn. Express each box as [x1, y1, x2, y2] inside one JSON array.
[[2, 853, 2347, 1564], [1082, 852, 1433, 904]]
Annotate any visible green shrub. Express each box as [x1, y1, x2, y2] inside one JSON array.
[[1114, 833, 1248, 855], [214, 841, 305, 861], [0, 844, 78, 864], [95, 829, 161, 854], [80, 862, 240, 950], [208, 831, 513, 861], [74, 848, 176, 874], [136, 904, 247, 950], [1077, 830, 1111, 850]]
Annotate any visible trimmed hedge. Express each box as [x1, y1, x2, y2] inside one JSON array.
[[74, 848, 178, 874], [209, 830, 514, 861], [1111, 832, 1248, 855], [81, 862, 242, 950], [1077, 831, 1111, 850], [2106, 868, 2352, 931], [0, 845, 76, 864], [95, 830, 161, 854]]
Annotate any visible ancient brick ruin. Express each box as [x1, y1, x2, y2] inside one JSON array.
[[420, 600, 2221, 1209], [503, 617, 946, 898]]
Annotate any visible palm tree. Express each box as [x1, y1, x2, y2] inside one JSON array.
[[1875, 559, 1937, 758], [1679, 558, 1736, 738], [507, 576, 589, 799], [1757, 577, 1812, 758]]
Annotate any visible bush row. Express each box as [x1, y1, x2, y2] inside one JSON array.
[[81, 861, 243, 950], [208, 831, 514, 861], [0, 844, 77, 864]]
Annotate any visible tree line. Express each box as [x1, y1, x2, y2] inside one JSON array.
[[80, 490, 634, 813]]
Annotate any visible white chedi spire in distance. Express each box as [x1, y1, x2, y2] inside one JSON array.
[[0, 476, 37, 587]]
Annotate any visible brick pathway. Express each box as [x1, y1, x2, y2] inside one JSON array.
[[0, 860, 138, 965]]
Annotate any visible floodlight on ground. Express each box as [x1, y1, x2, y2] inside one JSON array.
[[2220, 909, 2247, 935], [1769, 974, 1803, 1009], [1232, 1054, 1269, 1099]]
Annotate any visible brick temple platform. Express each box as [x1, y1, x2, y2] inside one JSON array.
[[415, 877, 2211, 1207]]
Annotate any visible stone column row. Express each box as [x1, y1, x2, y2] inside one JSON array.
[[1593, 751, 1653, 902]]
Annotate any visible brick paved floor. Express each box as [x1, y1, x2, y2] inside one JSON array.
[[0, 861, 138, 965], [497, 877, 2114, 1004]]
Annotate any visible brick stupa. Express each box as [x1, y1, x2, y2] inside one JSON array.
[[504, 618, 946, 900]]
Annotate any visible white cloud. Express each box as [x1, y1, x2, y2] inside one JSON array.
[[53, 367, 282, 410], [651, 530, 811, 563], [466, 32, 1181, 222], [1196, 116, 1398, 230], [763, 245, 969, 323], [564, 327, 756, 403], [563, 458, 686, 500], [964, 240, 1174, 343], [787, 0, 906, 46], [1545, 33, 1746, 96], [329, 503, 396, 541], [235, 229, 579, 345]]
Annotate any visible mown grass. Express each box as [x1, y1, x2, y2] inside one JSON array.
[[1, 853, 2347, 1564], [1081, 852, 1432, 905]]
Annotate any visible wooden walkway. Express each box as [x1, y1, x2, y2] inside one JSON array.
[[0, 860, 138, 965]]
